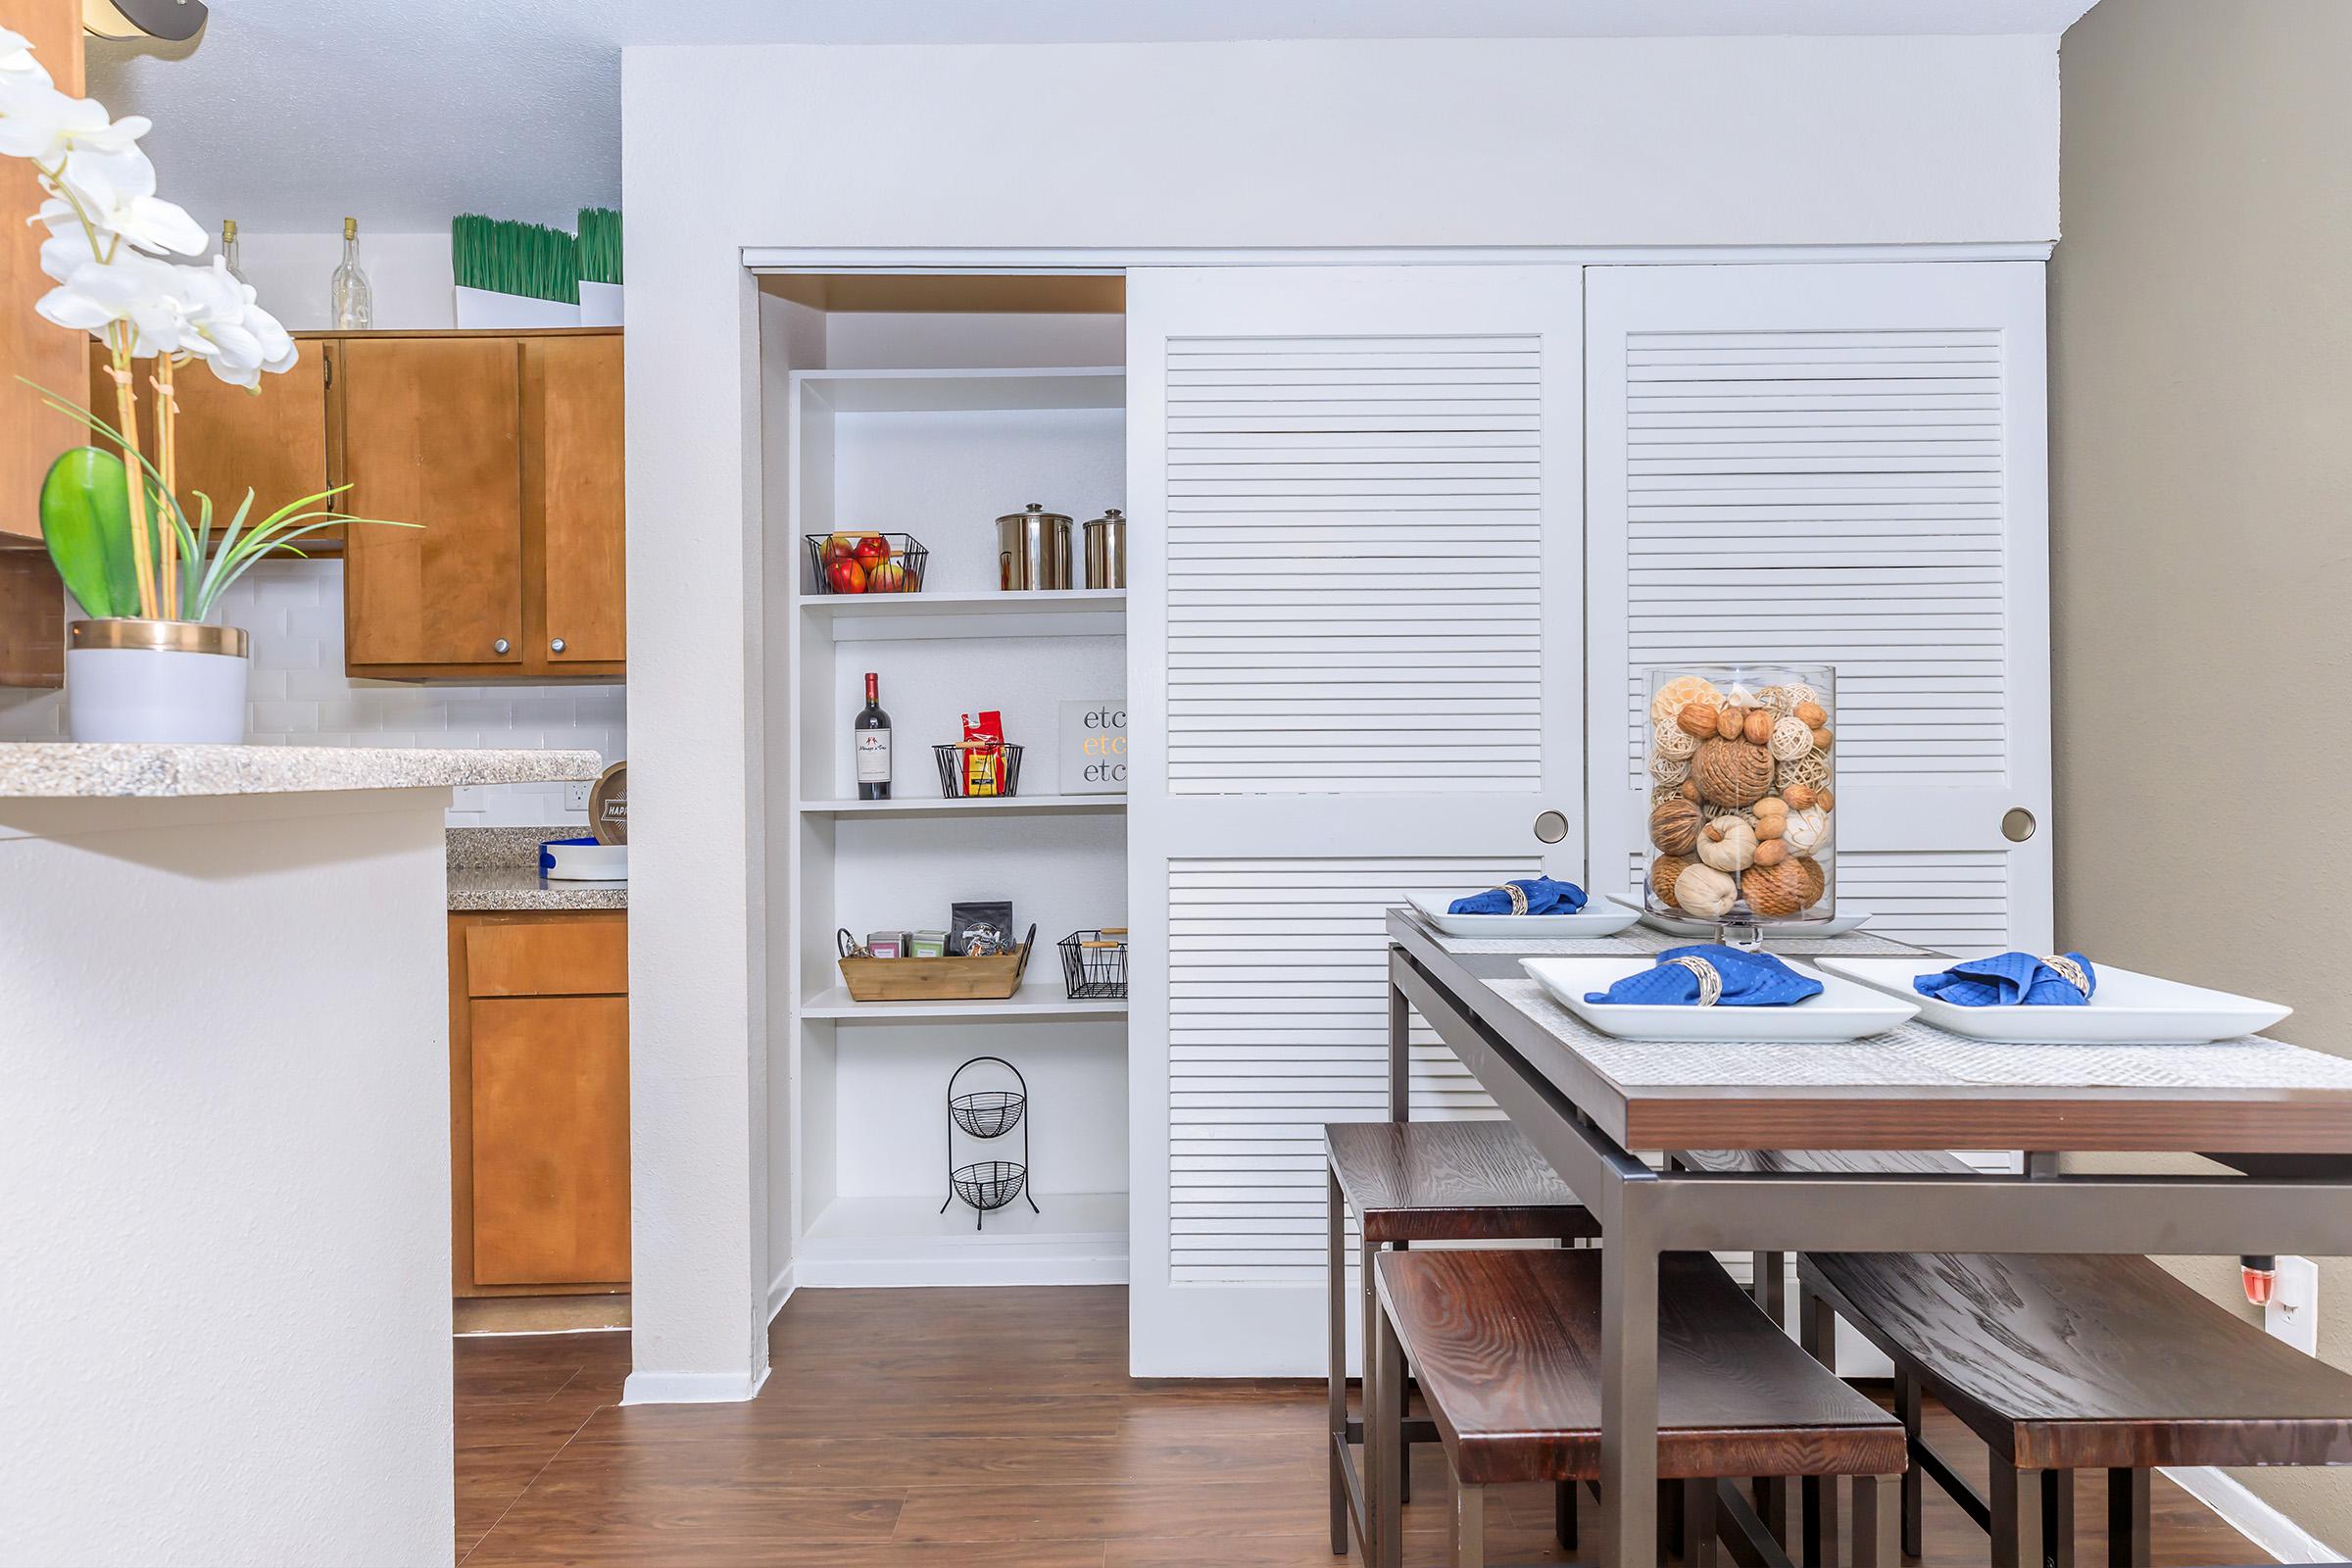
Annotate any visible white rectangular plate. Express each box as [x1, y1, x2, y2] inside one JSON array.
[[1815, 957, 2291, 1045], [1606, 894, 1872, 941], [1408, 894, 1641, 939], [1520, 956, 1919, 1043]]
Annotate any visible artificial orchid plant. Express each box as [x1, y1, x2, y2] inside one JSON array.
[[0, 26, 403, 625]]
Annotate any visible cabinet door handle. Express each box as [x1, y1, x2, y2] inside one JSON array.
[[493, 638, 511, 656], [551, 638, 566, 655]]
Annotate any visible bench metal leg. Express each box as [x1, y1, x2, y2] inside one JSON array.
[[1989, 1461, 2045, 1568], [1798, 1289, 1841, 1567], [1751, 1250, 1791, 1550], [2107, 1468, 2150, 1567], [1373, 1273, 1405, 1568], [1893, 1369, 1924, 1560], [1683, 1473, 1719, 1567], [1453, 1480, 1486, 1568], [1854, 1475, 1897, 1568], [1328, 1167, 1350, 1556], [2043, 1468, 2076, 1568], [1556, 1480, 1577, 1550], [1394, 1239, 1411, 1508]]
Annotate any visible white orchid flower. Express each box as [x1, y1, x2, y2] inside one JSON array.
[[38, 157, 205, 257], [0, 27, 52, 89], [0, 78, 149, 164], [37, 249, 195, 356]]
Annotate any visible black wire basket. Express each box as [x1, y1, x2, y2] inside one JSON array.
[[1058, 929, 1129, 1000], [949, 1159, 1028, 1214], [932, 743, 1024, 799], [803, 531, 929, 595], [950, 1088, 1025, 1139]]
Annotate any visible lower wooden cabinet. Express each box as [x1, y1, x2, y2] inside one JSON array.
[[449, 910, 629, 1297]]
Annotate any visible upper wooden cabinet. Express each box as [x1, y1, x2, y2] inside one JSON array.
[[342, 330, 624, 680], [0, 0, 83, 542]]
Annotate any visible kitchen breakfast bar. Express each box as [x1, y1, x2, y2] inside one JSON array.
[[1374, 909, 2352, 1568]]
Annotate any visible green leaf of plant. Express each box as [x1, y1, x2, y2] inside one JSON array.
[[38, 447, 137, 617]]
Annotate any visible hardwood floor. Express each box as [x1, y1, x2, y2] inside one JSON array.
[[456, 1286, 2265, 1566]]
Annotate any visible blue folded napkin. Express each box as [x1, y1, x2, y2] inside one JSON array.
[[1914, 952, 2096, 1007], [1449, 876, 1588, 916], [1584, 944, 1825, 1007]]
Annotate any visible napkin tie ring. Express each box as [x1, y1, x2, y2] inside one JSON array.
[[1666, 955, 1724, 1007], [2039, 954, 2092, 998], [1490, 882, 1529, 915]]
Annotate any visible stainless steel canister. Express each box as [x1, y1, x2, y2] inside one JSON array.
[[996, 503, 1073, 591], [1082, 508, 1127, 590]]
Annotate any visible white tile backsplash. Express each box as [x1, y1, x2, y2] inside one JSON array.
[[0, 559, 624, 827]]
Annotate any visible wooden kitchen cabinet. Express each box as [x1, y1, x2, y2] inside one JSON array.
[[449, 910, 630, 1297], [0, 0, 81, 543], [343, 329, 624, 680]]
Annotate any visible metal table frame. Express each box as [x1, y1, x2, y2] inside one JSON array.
[[1386, 911, 2352, 1568]]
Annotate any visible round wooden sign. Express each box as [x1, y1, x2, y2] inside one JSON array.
[[589, 760, 628, 845]]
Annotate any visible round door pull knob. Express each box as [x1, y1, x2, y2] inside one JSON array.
[[1534, 809, 1570, 845], [2002, 807, 2038, 843], [551, 638, 567, 654], [492, 638, 512, 656]]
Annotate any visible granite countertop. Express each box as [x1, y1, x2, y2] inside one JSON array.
[[0, 743, 604, 800], [448, 826, 627, 912]]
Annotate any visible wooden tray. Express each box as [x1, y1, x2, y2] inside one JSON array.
[[838, 925, 1037, 1002]]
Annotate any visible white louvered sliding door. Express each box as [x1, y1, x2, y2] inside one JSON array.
[[1128, 267, 1583, 1375], [1588, 263, 2052, 956]]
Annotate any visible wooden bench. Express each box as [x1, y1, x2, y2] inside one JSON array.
[[1326, 1120, 1598, 1563], [1373, 1247, 1907, 1567]]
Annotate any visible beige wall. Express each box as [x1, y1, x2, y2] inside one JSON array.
[[2054, 0, 2352, 1550]]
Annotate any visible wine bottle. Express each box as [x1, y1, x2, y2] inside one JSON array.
[[219, 219, 246, 287], [855, 671, 892, 801], [330, 216, 373, 329]]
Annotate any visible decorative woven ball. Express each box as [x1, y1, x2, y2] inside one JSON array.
[[1769, 715, 1815, 762], [1650, 854, 1694, 908], [1695, 815, 1758, 874], [1741, 859, 1810, 918], [1691, 738, 1773, 808], [1650, 752, 1691, 786], [1673, 862, 1739, 919], [1755, 684, 1797, 718], [1783, 806, 1833, 856], [1796, 855, 1828, 907], [1676, 701, 1721, 740], [1653, 716, 1700, 761], [1649, 674, 1722, 726], [1649, 796, 1702, 856], [1777, 752, 1832, 793], [1651, 778, 1690, 808]]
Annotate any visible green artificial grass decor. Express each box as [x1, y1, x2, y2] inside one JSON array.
[[452, 214, 580, 304], [576, 207, 622, 286]]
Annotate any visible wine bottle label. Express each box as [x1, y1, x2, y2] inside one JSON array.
[[856, 731, 891, 783]]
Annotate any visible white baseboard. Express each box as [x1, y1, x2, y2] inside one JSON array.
[[2161, 1466, 2347, 1563], [767, 1259, 797, 1325], [620, 1364, 770, 1406]]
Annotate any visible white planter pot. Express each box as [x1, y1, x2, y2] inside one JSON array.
[[66, 619, 250, 744], [577, 280, 624, 326], [452, 286, 581, 329]]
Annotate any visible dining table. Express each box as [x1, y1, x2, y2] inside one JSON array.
[[1384, 908, 2352, 1568]]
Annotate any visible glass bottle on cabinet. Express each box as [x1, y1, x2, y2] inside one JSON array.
[[329, 216, 372, 329]]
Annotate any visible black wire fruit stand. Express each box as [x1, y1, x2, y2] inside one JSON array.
[[941, 1055, 1039, 1230]]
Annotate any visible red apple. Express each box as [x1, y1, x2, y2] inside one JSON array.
[[854, 534, 891, 572], [866, 559, 906, 593], [826, 558, 867, 594], [823, 533, 860, 567]]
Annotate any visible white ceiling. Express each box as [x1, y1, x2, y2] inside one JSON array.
[[91, 0, 2099, 233]]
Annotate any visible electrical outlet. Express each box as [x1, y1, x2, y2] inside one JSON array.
[[2265, 1254, 2321, 1355], [565, 781, 593, 811]]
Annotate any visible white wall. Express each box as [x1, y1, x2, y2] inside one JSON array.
[[624, 31, 2068, 1398], [0, 790, 454, 1563], [232, 231, 457, 332], [0, 561, 624, 829]]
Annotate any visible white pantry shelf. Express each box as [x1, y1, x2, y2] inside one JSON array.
[[794, 365, 1124, 415], [800, 981, 1128, 1024], [800, 794, 1126, 819], [799, 588, 1126, 643], [796, 1191, 1128, 1289]]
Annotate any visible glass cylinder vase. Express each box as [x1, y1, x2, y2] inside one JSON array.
[[1642, 663, 1837, 934]]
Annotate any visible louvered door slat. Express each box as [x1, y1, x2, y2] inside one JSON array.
[[1590, 264, 2051, 958]]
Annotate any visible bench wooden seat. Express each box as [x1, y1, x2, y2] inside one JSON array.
[[1326, 1120, 1597, 1561], [1374, 1247, 1905, 1567]]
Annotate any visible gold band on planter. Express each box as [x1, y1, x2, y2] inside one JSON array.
[[68, 618, 250, 658]]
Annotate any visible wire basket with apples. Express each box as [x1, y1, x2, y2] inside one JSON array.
[[804, 531, 930, 595]]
